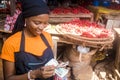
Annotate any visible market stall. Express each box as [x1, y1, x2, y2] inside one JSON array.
[[44, 19, 115, 79], [0, 0, 120, 80]]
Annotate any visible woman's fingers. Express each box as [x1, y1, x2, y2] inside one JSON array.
[[40, 65, 55, 78]]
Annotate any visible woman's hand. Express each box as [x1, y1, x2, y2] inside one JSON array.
[[31, 65, 55, 79], [40, 65, 55, 78]]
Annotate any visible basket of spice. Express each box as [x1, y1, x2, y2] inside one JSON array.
[[55, 19, 114, 49]]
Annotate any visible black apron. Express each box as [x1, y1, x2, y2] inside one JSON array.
[[15, 31, 54, 80]]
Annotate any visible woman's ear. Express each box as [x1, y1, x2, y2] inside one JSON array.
[[24, 19, 27, 27]]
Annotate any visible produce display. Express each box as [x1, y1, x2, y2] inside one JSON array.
[[56, 19, 113, 38], [55, 19, 114, 49], [4, 9, 21, 31], [51, 6, 90, 14]]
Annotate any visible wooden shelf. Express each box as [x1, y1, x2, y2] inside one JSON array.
[[49, 13, 94, 23], [0, 29, 11, 34]]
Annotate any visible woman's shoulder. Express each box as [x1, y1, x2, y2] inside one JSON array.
[[42, 31, 52, 38], [4, 31, 22, 44], [42, 31, 53, 47]]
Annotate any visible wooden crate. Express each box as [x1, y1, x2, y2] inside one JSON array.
[[49, 13, 94, 24], [102, 14, 120, 29]]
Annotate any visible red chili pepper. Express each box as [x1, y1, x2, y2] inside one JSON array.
[[82, 32, 95, 38]]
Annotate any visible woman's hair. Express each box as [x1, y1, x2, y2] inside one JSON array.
[[12, 13, 25, 34], [12, 0, 50, 34]]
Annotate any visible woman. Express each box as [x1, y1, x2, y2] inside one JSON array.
[[0, 0, 55, 80]]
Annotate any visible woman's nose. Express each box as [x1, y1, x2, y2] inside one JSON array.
[[38, 24, 47, 29]]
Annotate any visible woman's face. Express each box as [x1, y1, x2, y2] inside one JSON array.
[[25, 14, 49, 36]]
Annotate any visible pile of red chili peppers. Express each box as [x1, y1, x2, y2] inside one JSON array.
[[51, 6, 90, 14]]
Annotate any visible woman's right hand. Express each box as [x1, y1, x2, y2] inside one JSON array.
[[31, 65, 55, 79]]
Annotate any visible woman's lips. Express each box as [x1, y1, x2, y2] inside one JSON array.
[[35, 26, 46, 34], [36, 29, 42, 34]]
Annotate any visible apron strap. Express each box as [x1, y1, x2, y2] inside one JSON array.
[[20, 31, 25, 52], [40, 33, 51, 48]]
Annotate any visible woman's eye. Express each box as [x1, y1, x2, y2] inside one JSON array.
[[44, 22, 49, 25], [34, 21, 41, 25], [34, 21, 49, 26]]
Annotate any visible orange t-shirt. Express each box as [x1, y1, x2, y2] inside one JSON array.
[[0, 31, 53, 62]]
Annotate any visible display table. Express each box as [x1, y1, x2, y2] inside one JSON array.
[[49, 13, 94, 23], [88, 5, 120, 21]]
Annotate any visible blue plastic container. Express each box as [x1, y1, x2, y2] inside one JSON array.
[[102, 1, 110, 7], [93, 0, 100, 6]]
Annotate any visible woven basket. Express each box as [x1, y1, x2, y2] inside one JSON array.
[[62, 34, 114, 49], [55, 24, 115, 49]]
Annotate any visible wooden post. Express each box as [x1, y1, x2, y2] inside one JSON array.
[[52, 36, 59, 59], [114, 28, 120, 80], [10, 0, 16, 16]]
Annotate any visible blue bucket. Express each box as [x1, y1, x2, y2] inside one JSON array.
[[93, 0, 100, 6], [102, 1, 110, 7]]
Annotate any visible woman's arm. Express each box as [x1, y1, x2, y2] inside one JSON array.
[[2, 60, 28, 80], [3, 60, 55, 80]]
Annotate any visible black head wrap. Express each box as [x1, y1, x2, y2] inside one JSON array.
[[12, 0, 50, 34]]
